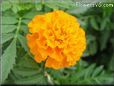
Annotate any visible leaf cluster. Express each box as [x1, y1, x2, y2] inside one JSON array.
[[1, 0, 114, 85]]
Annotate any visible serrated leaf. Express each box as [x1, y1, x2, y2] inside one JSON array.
[[0, 39, 16, 83], [3, 10, 19, 18], [18, 3, 33, 11], [46, 0, 73, 9], [16, 54, 38, 69], [2, 17, 18, 25], [70, 69, 86, 82], [2, 1, 12, 11], [92, 66, 103, 77], [18, 34, 29, 52], [2, 25, 17, 33], [12, 4, 20, 14], [97, 75, 114, 84], [6, 53, 47, 84], [45, 2, 59, 10], [23, 11, 42, 19], [1, 33, 14, 44], [84, 64, 96, 79], [12, 67, 40, 77], [9, 54, 41, 81], [13, 74, 47, 84]]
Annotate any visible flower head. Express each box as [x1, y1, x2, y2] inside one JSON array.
[[26, 10, 86, 69]]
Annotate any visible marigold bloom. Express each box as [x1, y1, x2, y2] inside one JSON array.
[[26, 10, 86, 69]]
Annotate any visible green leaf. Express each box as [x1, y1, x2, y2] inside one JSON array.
[[2, 25, 17, 33], [21, 25, 29, 34], [86, 35, 96, 44], [35, 3, 42, 11], [7, 54, 47, 84], [45, 0, 73, 10], [0, 39, 16, 83], [18, 34, 29, 52], [56, 0, 73, 9], [88, 40, 97, 55], [83, 35, 98, 56], [84, 64, 96, 79], [45, 2, 59, 10], [2, 17, 18, 25], [98, 77, 113, 84], [2, 1, 12, 11], [84, 35, 97, 56], [99, 30, 110, 51], [13, 74, 47, 84], [12, 4, 20, 13], [16, 54, 38, 69], [12, 67, 39, 77], [22, 19, 30, 25], [18, 3, 33, 11], [23, 11, 42, 19], [109, 53, 114, 71], [90, 18, 99, 30], [100, 19, 107, 30], [78, 59, 88, 68], [68, 63, 113, 84], [12, 54, 39, 77], [67, 7, 90, 14], [92, 66, 103, 77], [1, 33, 14, 44], [3, 10, 19, 18]]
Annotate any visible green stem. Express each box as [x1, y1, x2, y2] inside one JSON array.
[[41, 62, 45, 71], [14, 17, 22, 39]]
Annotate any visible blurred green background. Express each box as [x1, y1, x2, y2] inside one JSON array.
[[1, 0, 114, 85]]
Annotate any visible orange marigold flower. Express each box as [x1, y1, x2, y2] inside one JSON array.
[[26, 10, 86, 69]]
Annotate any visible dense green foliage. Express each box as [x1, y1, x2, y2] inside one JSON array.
[[0, 0, 114, 85]]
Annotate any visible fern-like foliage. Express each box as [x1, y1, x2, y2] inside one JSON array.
[[1, 0, 114, 85], [49, 60, 114, 85]]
